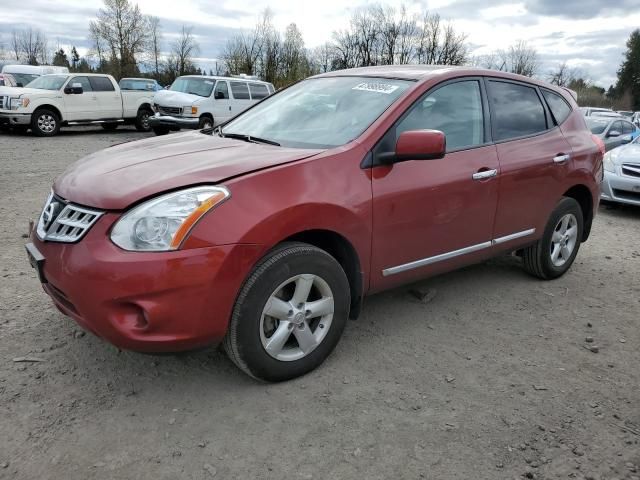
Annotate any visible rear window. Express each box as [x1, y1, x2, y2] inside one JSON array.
[[120, 79, 156, 91], [488, 81, 547, 141], [230, 82, 250, 100], [585, 118, 609, 134], [542, 90, 572, 125], [89, 76, 115, 92], [249, 83, 269, 99]]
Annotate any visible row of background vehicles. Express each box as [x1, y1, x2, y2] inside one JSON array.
[[0, 64, 275, 137]]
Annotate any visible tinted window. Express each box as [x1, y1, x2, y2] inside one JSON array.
[[214, 81, 229, 99], [488, 81, 547, 141], [622, 121, 634, 134], [89, 76, 115, 92], [396, 80, 484, 151], [69, 76, 92, 92], [542, 90, 571, 125], [585, 118, 608, 134], [230, 82, 250, 100], [249, 83, 269, 99]]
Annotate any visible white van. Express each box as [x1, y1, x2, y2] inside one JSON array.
[[1, 65, 70, 87], [149, 75, 275, 135]]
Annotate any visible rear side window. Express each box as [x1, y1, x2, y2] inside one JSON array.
[[488, 81, 547, 141], [230, 82, 250, 100], [249, 83, 269, 99], [89, 76, 115, 92], [542, 90, 572, 125]]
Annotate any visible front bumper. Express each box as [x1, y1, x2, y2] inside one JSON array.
[[149, 113, 199, 130], [601, 170, 640, 206], [29, 213, 264, 353], [0, 111, 31, 126]]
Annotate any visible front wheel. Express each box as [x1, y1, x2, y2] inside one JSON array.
[[31, 109, 60, 137], [135, 109, 153, 132], [223, 242, 350, 382], [522, 197, 584, 279]]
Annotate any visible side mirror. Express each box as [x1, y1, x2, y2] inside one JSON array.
[[394, 130, 446, 162], [214, 91, 225, 100], [621, 134, 632, 144], [607, 130, 621, 138], [64, 83, 83, 94]]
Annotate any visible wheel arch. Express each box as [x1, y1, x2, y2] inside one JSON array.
[[33, 104, 63, 122], [563, 184, 593, 241], [137, 102, 153, 113]]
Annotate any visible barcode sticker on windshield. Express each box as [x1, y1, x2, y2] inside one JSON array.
[[352, 82, 399, 94]]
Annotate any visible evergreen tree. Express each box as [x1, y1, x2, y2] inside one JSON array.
[[614, 29, 640, 110], [52, 48, 70, 68], [71, 46, 80, 70]]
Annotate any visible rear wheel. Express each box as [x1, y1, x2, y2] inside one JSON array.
[[152, 126, 170, 136], [135, 108, 153, 132], [224, 242, 350, 382], [522, 197, 583, 279], [31, 109, 60, 137], [101, 123, 119, 131]]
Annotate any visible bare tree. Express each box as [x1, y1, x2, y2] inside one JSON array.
[[222, 9, 272, 76], [311, 43, 335, 73], [148, 16, 162, 79], [11, 31, 20, 61], [548, 61, 580, 87], [506, 40, 538, 77], [171, 25, 200, 76]]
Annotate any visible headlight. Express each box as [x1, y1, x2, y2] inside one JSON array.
[[184, 106, 197, 115], [603, 151, 617, 173], [110, 186, 230, 251], [10, 97, 29, 109]]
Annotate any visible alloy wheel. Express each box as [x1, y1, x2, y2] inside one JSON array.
[[550, 213, 578, 267]]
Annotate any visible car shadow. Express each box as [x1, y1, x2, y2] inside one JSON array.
[[599, 201, 640, 220]]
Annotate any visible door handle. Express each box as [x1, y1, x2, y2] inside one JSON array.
[[553, 154, 570, 164], [472, 169, 498, 180]]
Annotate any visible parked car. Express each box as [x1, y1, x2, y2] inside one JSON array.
[[0, 73, 155, 135], [149, 75, 275, 135], [119, 78, 163, 91], [601, 136, 640, 206], [580, 106, 615, 117], [0, 73, 18, 87], [1, 64, 69, 87], [26, 66, 602, 381], [616, 110, 634, 118], [631, 112, 640, 127], [586, 117, 639, 151]]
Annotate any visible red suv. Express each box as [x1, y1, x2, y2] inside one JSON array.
[[27, 66, 602, 381]]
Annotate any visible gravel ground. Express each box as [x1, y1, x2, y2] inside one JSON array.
[[1, 126, 639, 480]]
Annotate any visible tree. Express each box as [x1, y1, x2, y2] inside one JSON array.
[[70, 46, 80, 70], [548, 61, 579, 87], [171, 25, 199, 77], [477, 40, 538, 77], [52, 48, 70, 68], [11, 28, 48, 65], [89, 0, 150, 78], [148, 16, 162, 79], [613, 29, 640, 110]]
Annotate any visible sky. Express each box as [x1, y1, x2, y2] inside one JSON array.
[[0, 0, 639, 88]]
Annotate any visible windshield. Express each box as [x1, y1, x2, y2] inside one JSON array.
[[11, 73, 39, 87], [25, 75, 69, 90], [170, 77, 214, 97], [586, 118, 609, 134], [222, 76, 412, 148]]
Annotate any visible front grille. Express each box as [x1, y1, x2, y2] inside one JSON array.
[[156, 105, 182, 116], [612, 188, 640, 202], [37, 193, 103, 243], [0, 95, 8, 110], [621, 163, 640, 178]]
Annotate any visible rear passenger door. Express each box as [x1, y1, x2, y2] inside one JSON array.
[[230, 81, 252, 115], [487, 79, 573, 244], [89, 76, 122, 119]]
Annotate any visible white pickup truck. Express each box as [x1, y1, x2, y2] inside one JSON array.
[[0, 73, 155, 136]]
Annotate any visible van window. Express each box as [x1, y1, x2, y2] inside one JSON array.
[[542, 90, 572, 125], [230, 82, 250, 100], [396, 80, 484, 151], [249, 83, 269, 99], [214, 81, 229, 99], [89, 76, 115, 92], [69, 76, 93, 92], [488, 81, 547, 141]]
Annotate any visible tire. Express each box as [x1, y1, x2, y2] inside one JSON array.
[[522, 197, 584, 280], [101, 123, 119, 131], [153, 126, 170, 136], [198, 116, 214, 129], [135, 108, 153, 132], [31, 108, 60, 137], [223, 242, 350, 382]]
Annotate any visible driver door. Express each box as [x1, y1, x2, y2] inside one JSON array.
[[370, 79, 500, 291], [62, 76, 97, 121]]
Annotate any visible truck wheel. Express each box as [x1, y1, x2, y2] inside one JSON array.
[[135, 109, 153, 132], [223, 242, 350, 382], [522, 197, 583, 280], [198, 116, 213, 130], [101, 123, 119, 131], [31, 109, 60, 137], [153, 126, 170, 136]]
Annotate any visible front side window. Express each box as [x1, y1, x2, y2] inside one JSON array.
[[395, 80, 484, 151], [89, 76, 115, 92], [214, 81, 229, 99], [542, 90, 572, 125], [611, 121, 624, 134], [222, 76, 411, 149], [249, 83, 269, 99], [488, 81, 547, 141], [622, 121, 634, 134], [170, 77, 215, 97], [69, 76, 93, 92], [230, 82, 250, 100]]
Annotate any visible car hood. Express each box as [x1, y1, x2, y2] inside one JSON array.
[[153, 89, 205, 106], [609, 143, 640, 165], [54, 131, 323, 210], [0, 86, 54, 96]]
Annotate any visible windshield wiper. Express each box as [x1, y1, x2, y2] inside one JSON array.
[[221, 132, 281, 146]]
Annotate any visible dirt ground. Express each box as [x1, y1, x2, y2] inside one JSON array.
[[0, 126, 639, 480]]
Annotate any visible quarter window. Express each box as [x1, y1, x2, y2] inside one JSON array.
[[395, 80, 484, 151], [542, 90, 572, 125], [488, 81, 547, 141], [69, 76, 92, 92], [214, 81, 229, 99], [230, 82, 250, 100], [249, 83, 269, 99]]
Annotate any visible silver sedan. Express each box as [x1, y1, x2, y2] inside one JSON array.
[[601, 136, 640, 206]]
